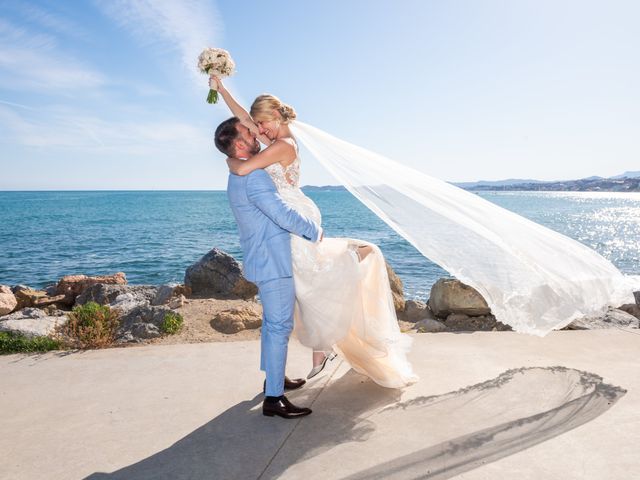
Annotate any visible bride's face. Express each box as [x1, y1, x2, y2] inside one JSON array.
[[256, 117, 280, 140]]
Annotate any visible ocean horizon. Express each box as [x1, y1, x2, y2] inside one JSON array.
[[1, 190, 639, 301]]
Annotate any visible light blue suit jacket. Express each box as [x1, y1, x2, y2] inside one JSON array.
[[227, 169, 320, 283]]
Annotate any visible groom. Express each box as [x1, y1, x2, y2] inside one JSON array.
[[215, 117, 322, 419]]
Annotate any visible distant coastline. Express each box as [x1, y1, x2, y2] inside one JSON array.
[[2, 170, 640, 193], [453, 170, 640, 192], [303, 170, 640, 193]]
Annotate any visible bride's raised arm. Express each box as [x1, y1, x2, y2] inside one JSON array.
[[227, 138, 297, 176], [210, 76, 271, 146]]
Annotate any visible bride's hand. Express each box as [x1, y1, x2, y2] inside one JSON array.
[[209, 75, 225, 92]]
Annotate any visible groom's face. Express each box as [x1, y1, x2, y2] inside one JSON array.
[[235, 124, 260, 157]]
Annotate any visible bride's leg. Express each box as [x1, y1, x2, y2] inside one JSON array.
[[312, 350, 326, 368], [308, 349, 338, 379]]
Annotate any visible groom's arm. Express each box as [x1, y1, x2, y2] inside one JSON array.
[[246, 170, 321, 242]]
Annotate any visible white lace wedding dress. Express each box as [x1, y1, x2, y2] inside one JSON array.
[[265, 155, 418, 388]]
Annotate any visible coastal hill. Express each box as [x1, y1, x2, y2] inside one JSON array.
[[454, 170, 640, 192], [303, 171, 640, 192]]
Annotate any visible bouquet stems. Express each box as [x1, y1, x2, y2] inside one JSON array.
[[206, 88, 218, 104]]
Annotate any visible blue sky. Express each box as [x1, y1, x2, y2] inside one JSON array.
[[0, 0, 638, 190]]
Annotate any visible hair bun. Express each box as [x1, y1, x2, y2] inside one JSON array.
[[279, 104, 297, 122]]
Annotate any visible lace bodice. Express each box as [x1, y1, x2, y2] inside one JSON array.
[[265, 157, 300, 191]]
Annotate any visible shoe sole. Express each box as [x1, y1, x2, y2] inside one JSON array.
[[263, 410, 312, 418]]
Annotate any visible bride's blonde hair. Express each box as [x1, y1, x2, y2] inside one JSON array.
[[250, 94, 297, 124]]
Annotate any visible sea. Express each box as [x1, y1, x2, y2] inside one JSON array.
[[1, 190, 639, 300]]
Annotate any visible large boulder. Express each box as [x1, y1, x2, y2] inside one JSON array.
[[211, 305, 262, 334], [185, 248, 257, 299], [566, 308, 639, 330], [385, 262, 405, 313], [0, 285, 18, 315], [428, 278, 491, 318], [0, 308, 68, 338], [56, 272, 127, 306], [445, 313, 512, 332]]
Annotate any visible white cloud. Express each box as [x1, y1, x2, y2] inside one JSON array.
[[0, 104, 211, 155], [0, 3, 221, 166], [0, 18, 106, 92], [14, 3, 88, 39], [95, 0, 222, 85]]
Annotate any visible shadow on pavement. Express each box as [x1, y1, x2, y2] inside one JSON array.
[[86, 366, 625, 480], [340, 366, 626, 480]]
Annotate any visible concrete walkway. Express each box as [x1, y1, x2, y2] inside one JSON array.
[[1, 330, 639, 480]]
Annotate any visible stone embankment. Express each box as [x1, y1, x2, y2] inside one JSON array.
[[1, 248, 639, 347]]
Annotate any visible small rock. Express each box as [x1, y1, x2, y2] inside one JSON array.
[[445, 313, 512, 332], [110, 293, 144, 315], [45, 285, 57, 296], [151, 285, 177, 306], [618, 303, 640, 320], [11, 285, 30, 294], [634, 291, 640, 306], [185, 248, 258, 299], [56, 272, 127, 306], [43, 305, 61, 316], [403, 299, 434, 323], [13, 288, 48, 310], [385, 261, 405, 313], [566, 308, 639, 330], [414, 318, 448, 333], [211, 305, 262, 334], [129, 323, 161, 339], [150, 284, 188, 306], [33, 294, 67, 308], [168, 295, 186, 309], [0, 285, 18, 315], [172, 284, 192, 298], [428, 278, 491, 318], [117, 304, 174, 342], [0, 308, 68, 338]]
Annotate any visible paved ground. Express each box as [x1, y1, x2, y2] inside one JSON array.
[[1, 330, 639, 480]]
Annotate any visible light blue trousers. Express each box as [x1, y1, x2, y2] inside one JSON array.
[[256, 276, 296, 397]]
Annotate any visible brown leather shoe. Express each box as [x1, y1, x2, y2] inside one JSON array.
[[263, 376, 306, 393], [263, 395, 312, 419]]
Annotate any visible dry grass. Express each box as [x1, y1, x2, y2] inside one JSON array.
[[61, 301, 120, 349]]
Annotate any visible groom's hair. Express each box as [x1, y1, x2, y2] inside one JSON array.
[[214, 117, 241, 157]]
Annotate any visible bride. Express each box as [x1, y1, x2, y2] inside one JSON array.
[[211, 76, 418, 388]]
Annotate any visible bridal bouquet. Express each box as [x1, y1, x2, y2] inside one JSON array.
[[197, 47, 235, 104]]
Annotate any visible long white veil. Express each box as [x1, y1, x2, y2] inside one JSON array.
[[290, 121, 636, 336]]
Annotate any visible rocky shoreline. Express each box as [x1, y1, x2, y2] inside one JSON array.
[[1, 247, 639, 351]]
